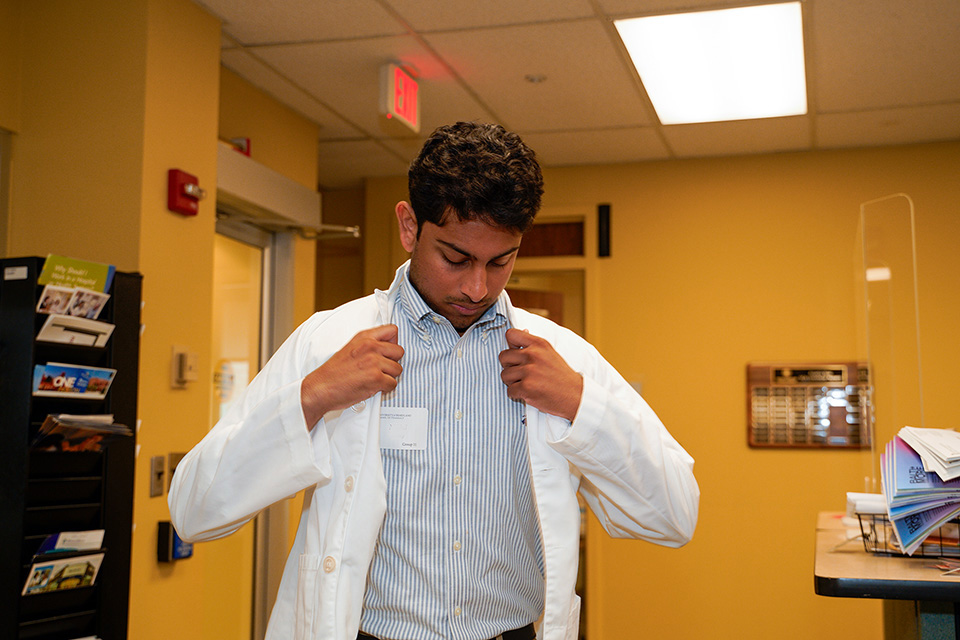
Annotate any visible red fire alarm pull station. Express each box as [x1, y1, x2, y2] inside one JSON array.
[[167, 169, 205, 216]]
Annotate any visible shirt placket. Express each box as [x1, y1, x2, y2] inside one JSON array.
[[447, 327, 471, 637]]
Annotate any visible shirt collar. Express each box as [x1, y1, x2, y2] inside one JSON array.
[[398, 265, 508, 332]]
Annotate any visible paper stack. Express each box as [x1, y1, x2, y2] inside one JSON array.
[[899, 426, 960, 481], [880, 428, 960, 555]]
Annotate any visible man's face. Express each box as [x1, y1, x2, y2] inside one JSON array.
[[397, 203, 522, 333]]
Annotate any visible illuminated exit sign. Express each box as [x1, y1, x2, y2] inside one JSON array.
[[380, 63, 420, 133]]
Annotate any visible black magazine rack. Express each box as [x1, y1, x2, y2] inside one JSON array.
[[1, 256, 141, 640]]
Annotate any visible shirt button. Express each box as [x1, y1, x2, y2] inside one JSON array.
[[351, 401, 365, 413], [454, 606, 462, 617], [453, 474, 462, 485], [455, 410, 463, 420], [323, 556, 336, 573], [453, 540, 462, 551], [432, 316, 443, 324], [456, 348, 463, 359], [344, 476, 355, 492]]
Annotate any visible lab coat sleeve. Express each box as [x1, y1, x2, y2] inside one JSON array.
[[546, 340, 700, 547], [168, 314, 335, 542]]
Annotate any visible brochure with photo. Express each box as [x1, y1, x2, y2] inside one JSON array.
[[32, 363, 117, 400], [22, 552, 104, 595], [36, 285, 76, 315], [64, 288, 110, 319]]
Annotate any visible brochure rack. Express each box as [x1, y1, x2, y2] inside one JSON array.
[[1, 256, 141, 640]]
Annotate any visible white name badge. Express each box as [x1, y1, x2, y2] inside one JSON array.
[[379, 407, 429, 450]]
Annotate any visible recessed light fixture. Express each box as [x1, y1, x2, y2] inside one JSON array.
[[614, 1, 807, 125]]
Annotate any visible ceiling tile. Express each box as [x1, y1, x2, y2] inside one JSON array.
[[384, 0, 594, 31], [520, 127, 670, 166], [661, 116, 812, 157], [317, 139, 411, 190], [425, 20, 656, 131], [252, 36, 496, 138], [817, 103, 960, 148], [197, 0, 406, 45], [813, 0, 960, 111]]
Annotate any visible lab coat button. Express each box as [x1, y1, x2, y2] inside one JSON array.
[[344, 476, 355, 492], [323, 556, 336, 573], [351, 401, 365, 413]]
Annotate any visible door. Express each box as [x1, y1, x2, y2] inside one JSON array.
[[212, 221, 293, 640], [208, 230, 264, 639]]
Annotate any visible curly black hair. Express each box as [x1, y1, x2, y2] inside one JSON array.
[[407, 122, 543, 235]]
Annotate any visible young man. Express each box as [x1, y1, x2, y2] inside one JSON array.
[[168, 122, 699, 640]]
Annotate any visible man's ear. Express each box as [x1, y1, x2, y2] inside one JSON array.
[[396, 201, 418, 252]]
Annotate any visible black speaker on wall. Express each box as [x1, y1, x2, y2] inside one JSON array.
[[598, 204, 611, 257]]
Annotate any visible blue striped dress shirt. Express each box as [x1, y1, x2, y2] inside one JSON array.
[[359, 270, 544, 640]]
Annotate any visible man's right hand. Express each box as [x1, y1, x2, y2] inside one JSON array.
[[300, 324, 404, 429]]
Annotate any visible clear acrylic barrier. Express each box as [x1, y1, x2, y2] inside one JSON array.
[[856, 193, 925, 492]]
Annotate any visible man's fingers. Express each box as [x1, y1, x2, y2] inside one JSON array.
[[504, 327, 535, 349], [368, 323, 398, 339]]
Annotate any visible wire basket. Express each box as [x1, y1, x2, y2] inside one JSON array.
[[857, 513, 960, 557]]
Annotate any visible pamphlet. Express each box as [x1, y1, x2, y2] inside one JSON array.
[[37, 255, 115, 293], [36, 314, 115, 348], [35, 530, 105, 555], [22, 552, 104, 595], [32, 414, 130, 452], [36, 285, 76, 315], [37, 285, 110, 319], [900, 426, 960, 481], [32, 363, 117, 399]]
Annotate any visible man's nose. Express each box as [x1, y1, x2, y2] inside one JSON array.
[[462, 265, 487, 302]]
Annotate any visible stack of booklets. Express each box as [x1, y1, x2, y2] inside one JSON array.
[[880, 427, 960, 555], [31, 415, 131, 452]]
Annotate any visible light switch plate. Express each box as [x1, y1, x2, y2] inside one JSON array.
[[150, 455, 165, 497]]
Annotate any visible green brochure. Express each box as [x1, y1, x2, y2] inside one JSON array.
[[37, 255, 116, 293]]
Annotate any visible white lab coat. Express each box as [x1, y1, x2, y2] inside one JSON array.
[[168, 263, 699, 640]]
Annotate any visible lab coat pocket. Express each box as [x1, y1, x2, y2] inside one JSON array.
[[294, 554, 322, 640], [563, 595, 582, 640]]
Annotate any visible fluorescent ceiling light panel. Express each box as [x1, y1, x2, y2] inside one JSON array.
[[615, 2, 807, 125]]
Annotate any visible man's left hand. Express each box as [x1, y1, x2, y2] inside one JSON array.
[[499, 328, 583, 422]]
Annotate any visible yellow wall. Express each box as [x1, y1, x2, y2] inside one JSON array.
[[7, 0, 147, 268], [133, 1, 228, 638], [364, 140, 960, 640], [0, 0, 20, 133], [220, 67, 318, 192], [2, 1, 320, 638]]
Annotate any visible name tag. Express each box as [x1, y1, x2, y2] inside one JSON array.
[[379, 407, 429, 450]]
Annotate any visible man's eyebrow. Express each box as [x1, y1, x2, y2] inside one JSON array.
[[438, 239, 520, 261]]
